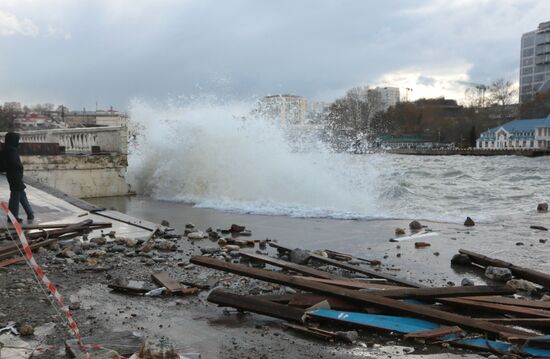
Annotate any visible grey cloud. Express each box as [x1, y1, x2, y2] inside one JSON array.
[[0, 0, 548, 109]]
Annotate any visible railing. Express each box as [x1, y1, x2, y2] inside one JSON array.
[[0, 126, 127, 154]]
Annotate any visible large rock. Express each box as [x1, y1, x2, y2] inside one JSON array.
[[506, 279, 539, 293], [289, 248, 310, 264], [464, 217, 475, 227], [537, 203, 549, 212], [187, 231, 206, 240], [409, 220, 422, 231], [461, 278, 475, 286], [485, 266, 512, 282], [451, 253, 471, 265]]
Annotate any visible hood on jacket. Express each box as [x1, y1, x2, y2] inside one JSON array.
[[5, 132, 20, 148]]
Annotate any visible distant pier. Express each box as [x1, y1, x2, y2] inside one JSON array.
[[387, 148, 550, 157]]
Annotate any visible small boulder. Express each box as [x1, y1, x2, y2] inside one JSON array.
[[289, 248, 310, 264], [19, 323, 34, 336], [187, 231, 206, 240], [409, 220, 422, 231], [335, 330, 359, 344], [451, 253, 471, 265], [395, 228, 406, 236], [537, 203, 549, 213], [464, 217, 475, 227], [485, 266, 512, 282], [161, 219, 170, 227], [461, 278, 475, 286], [230, 224, 246, 233]]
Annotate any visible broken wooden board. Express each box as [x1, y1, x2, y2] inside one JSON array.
[[440, 297, 550, 318], [108, 280, 155, 295], [404, 326, 463, 339], [307, 309, 550, 357], [298, 276, 401, 290], [207, 289, 305, 322], [0, 256, 25, 267], [465, 296, 550, 310], [288, 293, 367, 311], [283, 323, 336, 341], [268, 242, 418, 287], [191, 256, 531, 339], [478, 318, 550, 328], [459, 249, 550, 288], [239, 252, 339, 279], [151, 271, 183, 294]]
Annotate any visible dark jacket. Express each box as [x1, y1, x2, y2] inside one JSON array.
[[3, 132, 25, 191]]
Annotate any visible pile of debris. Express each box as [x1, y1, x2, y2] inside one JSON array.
[[190, 242, 550, 358]]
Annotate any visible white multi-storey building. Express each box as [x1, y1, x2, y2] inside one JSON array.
[[258, 95, 308, 126], [520, 21, 550, 103], [476, 115, 550, 149]]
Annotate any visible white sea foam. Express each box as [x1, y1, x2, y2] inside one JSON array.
[[127, 99, 550, 224], [127, 99, 382, 220]]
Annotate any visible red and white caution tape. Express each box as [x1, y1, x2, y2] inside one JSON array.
[[0, 202, 90, 357]]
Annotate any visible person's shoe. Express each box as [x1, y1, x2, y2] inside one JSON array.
[[27, 215, 35, 221], [7, 217, 23, 224]]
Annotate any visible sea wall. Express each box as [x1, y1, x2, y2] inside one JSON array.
[[22, 154, 130, 198]]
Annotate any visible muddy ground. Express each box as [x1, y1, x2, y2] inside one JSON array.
[[1, 197, 550, 358]]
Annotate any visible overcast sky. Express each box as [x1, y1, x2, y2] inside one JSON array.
[[0, 0, 549, 110]]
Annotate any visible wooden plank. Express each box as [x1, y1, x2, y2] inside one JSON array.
[[269, 242, 417, 287], [459, 249, 550, 288], [404, 326, 463, 339], [255, 294, 296, 303], [299, 276, 401, 290], [289, 293, 366, 311], [0, 256, 25, 267], [240, 252, 339, 279], [477, 318, 550, 328], [377, 286, 516, 300], [191, 256, 532, 339], [440, 298, 550, 318], [465, 296, 550, 310], [207, 289, 305, 322], [283, 323, 336, 341], [151, 271, 183, 293]]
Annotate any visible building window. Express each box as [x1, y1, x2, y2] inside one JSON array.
[[523, 48, 535, 57], [523, 36, 535, 47], [523, 58, 534, 66], [534, 74, 545, 82], [522, 76, 533, 84], [530, 140, 534, 147], [535, 64, 546, 73], [522, 67, 534, 75]]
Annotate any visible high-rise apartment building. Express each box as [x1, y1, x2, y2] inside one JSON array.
[[520, 21, 550, 103]]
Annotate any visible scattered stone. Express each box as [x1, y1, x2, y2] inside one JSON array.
[[155, 240, 177, 251], [537, 203, 549, 213], [451, 253, 471, 265], [409, 220, 422, 231], [335, 330, 359, 344], [446, 281, 455, 286], [395, 228, 405, 236], [531, 225, 549, 231], [230, 224, 246, 233], [506, 279, 539, 293], [369, 260, 381, 266], [90, 237, 106, 245], [516, 242, 524, 246], [464, 217, 475, 227], [187, 231, 206, 240], [461, 278, 474, 286], [89, 250, 107, 257], [485, 266, 512, 282], [125, 239, 138, 248], [217, 238, 227, 246], [60, 248, 76, 258], [209, 231, 220, 240], [414, 242, 430, 249], [224, 245, 240, 252], [19, 323, 34, 336], [185, 223, 196, 229], [200, 247, 219, 255], [433, 252, 440, 256], [540, 239, 548, 244], [289, 248, 310, 264], [161, 219, 170, 227], [284, 287, 297, 294]]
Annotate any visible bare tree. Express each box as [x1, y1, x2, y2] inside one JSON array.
[[488, 78, 518, 118], [464, 85, 487, 108]]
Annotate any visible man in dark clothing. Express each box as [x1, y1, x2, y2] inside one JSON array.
[[3, 132, 34, 222]]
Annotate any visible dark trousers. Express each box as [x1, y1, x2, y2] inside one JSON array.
[[8, 190, 34, 219]]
